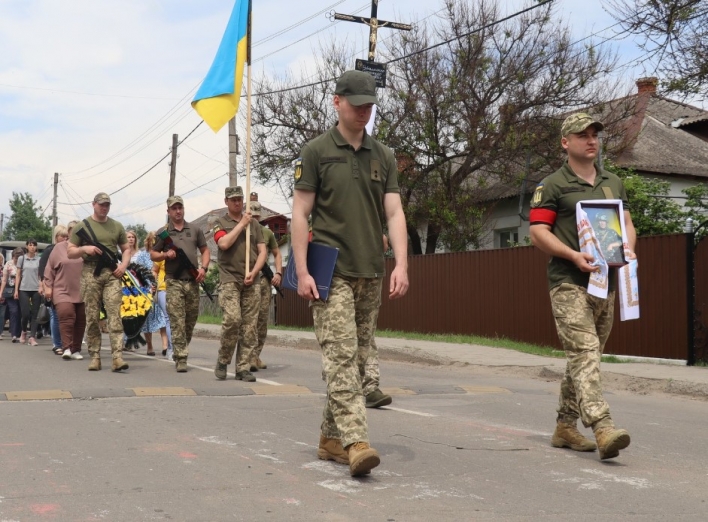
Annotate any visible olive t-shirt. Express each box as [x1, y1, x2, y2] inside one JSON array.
[[294, 125, 399, 278], [530, 162, 629, 290], [153, 220, 207, 280], [262, 225, 278, 253], [212, 214, 264, 284], [69, 217, 127, 265]]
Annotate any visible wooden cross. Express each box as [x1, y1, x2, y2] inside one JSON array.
[[334, 0, 411, 61]]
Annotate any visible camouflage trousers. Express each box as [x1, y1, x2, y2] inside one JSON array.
[[362, 338, 380, 396], [81, 266, 123, 359], [312, 276, 382, 448], [550, 283, 615, 429], [218, 281, 261, 372], [254, 276, 272, 359], [166, 279, 200, 361]]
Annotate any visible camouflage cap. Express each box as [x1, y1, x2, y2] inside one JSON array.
[[93, 192, 111, 204], [225, 186, 244, 199], [335, 70, 378, 106], [166, 195, 184, 207], [250, 201, 262, 217], [561, 112, 604, 137], [598, 214, 608, 221]]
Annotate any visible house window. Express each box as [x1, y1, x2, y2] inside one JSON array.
[[498, 229, 519, 248]]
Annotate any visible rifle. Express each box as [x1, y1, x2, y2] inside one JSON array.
[[262, 264, 284, 298], [76, 228, 120, 277], [156, 229, 214, 301]]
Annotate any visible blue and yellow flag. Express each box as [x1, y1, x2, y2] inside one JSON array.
[[192, 0, 250, 133]]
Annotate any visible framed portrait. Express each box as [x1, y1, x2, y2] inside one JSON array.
[[579, 201, 627, 267]]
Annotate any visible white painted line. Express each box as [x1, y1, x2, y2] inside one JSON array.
[[383, 406, 437, 417]]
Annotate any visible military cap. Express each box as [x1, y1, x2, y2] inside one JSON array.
[[225, 186, 244, 199], [93, 192, 111, 204], [335, 70, 378, 106], [250, 201, 262, 217], [166, 195, 184, 207], [561, 112, 604, 137], [598, 214, 608, 221]]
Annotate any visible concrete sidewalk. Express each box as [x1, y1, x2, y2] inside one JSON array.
[[194, 323, 708, 396]]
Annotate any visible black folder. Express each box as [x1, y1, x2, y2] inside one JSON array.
[[282, 243, 339, 301]]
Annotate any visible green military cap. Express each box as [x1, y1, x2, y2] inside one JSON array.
[[93, 192, 111, 204], [250, 201, 262, 217], [561, 112, 604, 137], [166, 195, 184, 207], [225, 186, 244, 199], [598, 214, 608, 221], [335, 70, 378, 106]]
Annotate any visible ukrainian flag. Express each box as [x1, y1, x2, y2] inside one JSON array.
[[192, 0, 250, 133]]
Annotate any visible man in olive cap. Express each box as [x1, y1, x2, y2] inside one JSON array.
[[151, 195, 209, 372], [595, 214, 623, 264], [68, 192, 132, 372], [212, 186, 266, 382], [248, 201, 282, 372], [291, 70, 409, 476], [529, 112, 637, 460]]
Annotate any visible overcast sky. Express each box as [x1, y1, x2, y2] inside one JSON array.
[[0, 0, 651, 233]]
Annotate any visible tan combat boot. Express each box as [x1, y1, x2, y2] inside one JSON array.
[[112, 355, 129, 372], [346, 442, 380, 477], [594, 426, 631, 460], [176, 358, 188, 372], [88, 356, 101, 371], [256, 357, 267, 369], [551, 421, 597, 452], [317, 435, 349, 464]]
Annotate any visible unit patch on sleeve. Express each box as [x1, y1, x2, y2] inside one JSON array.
[[531, 183, 544, 206], [294, 158, 302, 181]]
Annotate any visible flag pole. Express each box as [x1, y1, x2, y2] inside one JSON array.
[[245, 0, 252, 274]]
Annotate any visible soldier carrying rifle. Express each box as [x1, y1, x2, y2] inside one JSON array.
[[151, 195, 210, 373], [68, 192, 132, 372]]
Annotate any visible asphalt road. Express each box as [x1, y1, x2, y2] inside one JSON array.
[[1, 334, 706, 521]]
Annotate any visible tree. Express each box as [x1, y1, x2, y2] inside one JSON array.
[[252, 0, 621, 254], [604, 0, 708, 99], [2, 192, 52, 242]]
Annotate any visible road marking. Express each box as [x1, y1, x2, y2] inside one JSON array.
[[382, 387, 416, 396], [459, 385, 511, 394], [5, 390, 72, 401], [383, 406, 437, 417], [249, 384, 312, 395], [131, 387, 197, 397]]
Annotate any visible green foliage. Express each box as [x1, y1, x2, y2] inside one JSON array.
[[606, 162, 708, 236], [202, 266, 220, 295], [2, 192, 52, 242]]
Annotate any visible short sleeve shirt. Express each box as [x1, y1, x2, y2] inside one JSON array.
[[530, 162, 629, 290], [17, 255, 40, 291], [153, 220, 207, 280], [294, 125, 399, 278], [69, 217, 127, 263], [212, 213, 264, 284], [262, 226, 279, 253]]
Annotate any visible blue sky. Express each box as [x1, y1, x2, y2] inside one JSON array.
[[0, 0, 657, 232]]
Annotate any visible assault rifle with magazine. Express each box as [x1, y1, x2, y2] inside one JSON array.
[[261, 264, 284, 298], [156, 229, 214, 301], [76, 227, 119, 277]]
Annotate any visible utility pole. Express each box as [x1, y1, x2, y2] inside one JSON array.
[[0, 213, 4, 239], [229, 117, 239, 186], [52, 172, 59, 227], [168, 134, 178, 197]]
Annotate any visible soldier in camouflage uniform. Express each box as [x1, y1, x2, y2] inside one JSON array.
[[248, 201, 282, 372], [292, 70, 409, 476], [151, 196, 209, 372], [68, 192, 132, 372], [212, 186, 266, 383], [530, 113, 637, 460], [595, 214, 624, 264]]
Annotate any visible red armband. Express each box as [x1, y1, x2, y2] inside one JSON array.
[[214, 230, 227, 242], [529, 208, 557, 226]]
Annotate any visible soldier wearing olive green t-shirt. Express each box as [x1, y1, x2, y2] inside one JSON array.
[[212, 186, 266, 383], [248, 201, 282, 372], [529, 113, 637, 460], [291, 70, 409, 477], [68, 192, 132, 372]]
